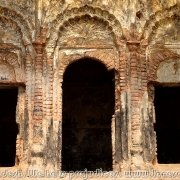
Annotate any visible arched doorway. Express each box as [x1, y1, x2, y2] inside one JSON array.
[[62, 58, 115, 171]]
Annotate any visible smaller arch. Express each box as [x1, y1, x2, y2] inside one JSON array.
[[156, 58, 180, 83], [0, 52, 24, 83], [148, 48, 180, 82], [0, 61, 16, 81]]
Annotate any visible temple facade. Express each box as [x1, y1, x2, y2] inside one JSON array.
[[0, 0, 180, 175]]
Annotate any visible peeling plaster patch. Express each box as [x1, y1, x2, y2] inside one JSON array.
[[31, 144, 44, 154], [56, 49, 97, 69], [53, 47, 59, 69], [157, 59, 180, 83], [177, 49, 180, 55], [60, 49, 96, 56], [12, 50, 22, 65]]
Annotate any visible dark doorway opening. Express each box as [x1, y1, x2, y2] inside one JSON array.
[[62, 58, 114, 171], [154, 86, 180, 164], [0, 88, 18, 167]]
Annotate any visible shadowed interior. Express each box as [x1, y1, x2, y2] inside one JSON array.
[[154, 86, 180, 164], [62, 58, 115, 171], [0, 88, 18, 167]]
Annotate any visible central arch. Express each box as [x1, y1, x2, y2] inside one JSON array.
[[62, 58, 115, 171]]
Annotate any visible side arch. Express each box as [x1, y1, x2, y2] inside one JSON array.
[[0, 6, 32, 44], [148, 48, 180, 82], [0, 52, 25, 83], [0, 16, 23, 48], [142, 4, 180, 42]]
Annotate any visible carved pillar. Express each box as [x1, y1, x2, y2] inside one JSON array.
[[114, 43, 131, 171], [30, 43, 44, 167], [140, 43, 148, 92], [140, 43, 156, 166], [16, 86, 26, 167], [44, 52, 57, 168], [127, 42, 145, 170]]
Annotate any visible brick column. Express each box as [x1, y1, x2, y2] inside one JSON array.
[[127, 42, 144, 170], [33, 44, 43, 141], [140, 43, 156, 166], [140, 43, 148, 93], [31, 43, 44, 166], [114, 43, 131, 171], [24, 52, 33, 150]]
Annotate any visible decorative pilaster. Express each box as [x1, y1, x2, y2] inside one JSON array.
[[127, 41, 144, 170], [30, 43, 44, 167], [33, 44, 43, 142]]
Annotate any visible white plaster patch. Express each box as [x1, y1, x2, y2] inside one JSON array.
[[157, 59, 180, 83], [60, 49, 96, 55]]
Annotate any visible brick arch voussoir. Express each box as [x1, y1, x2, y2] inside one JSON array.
[[142, 4, 180, 41], [58, 53, 114, 81]]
